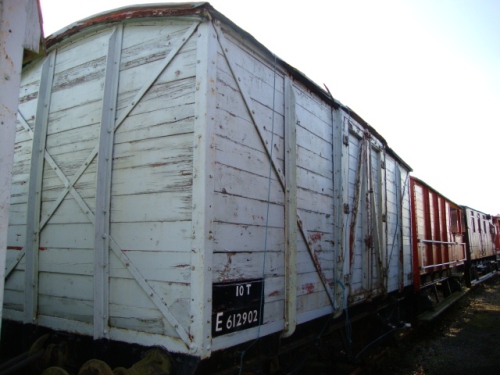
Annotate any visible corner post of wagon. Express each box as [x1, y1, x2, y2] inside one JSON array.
[[190, 17, 217, 359]]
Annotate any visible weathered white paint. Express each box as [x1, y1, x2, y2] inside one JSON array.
[[94, 25, 123, 340], [5, 18, 202, 353], [24, 53, 55, 324], [282, 76, 297, 337], [5, 5, 413, 359], [340, 115, 412, 304], [189, 20, 217, 358], [214, 22, 342, 338], [0, 0, 42, 334], [211, 298, 286, 345]]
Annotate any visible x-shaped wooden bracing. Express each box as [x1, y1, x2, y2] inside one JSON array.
[[213, 21, 339, 310], [10, 21, 201, 347], [348, 129, 385, 293]]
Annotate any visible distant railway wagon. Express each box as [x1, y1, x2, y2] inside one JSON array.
[[409, 177, 466, 291], [493, 215, 500, 252], [3, 2, 412, 370], [462, 207, 497, 285]]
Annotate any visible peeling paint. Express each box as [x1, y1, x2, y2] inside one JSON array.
[[6, 246, 22, 250], [309, 232, 322, 243], [302, 283, 315, 294]]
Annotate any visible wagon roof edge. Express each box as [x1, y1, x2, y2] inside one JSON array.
[[45, 2, 210, 48], [410, 176, 462, 208], [44, 1, 411, 171]]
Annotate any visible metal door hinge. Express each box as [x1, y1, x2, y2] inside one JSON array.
[[343, 135, 349, 146], [344, 274, 351, 285]]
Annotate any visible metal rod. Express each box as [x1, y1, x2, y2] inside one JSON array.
[[422, 259, 466, 269], [419, 239, 459, 245]]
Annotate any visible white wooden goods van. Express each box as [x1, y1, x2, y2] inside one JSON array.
[[4, 2, 412, 364]]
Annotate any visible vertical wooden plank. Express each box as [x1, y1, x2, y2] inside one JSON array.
[[0, 0, 37, 332], [402, 171, 412, 288], [341, 114, 351, 307], [369, 147, 384, 290], [190, 20, 216, 358], [332, 108, 344, 315], [394, 165, 403, 290], [94, 25, 122, 340], [379, 150, 388, 289], [380, 149, 390, 290], [423, 184, 432, 269], [365, 140, 373, 291], [410, 177, 421, 290], [350, 133, 366, 293], [282, 76, 297, 337], [24, 52, 56, 324]]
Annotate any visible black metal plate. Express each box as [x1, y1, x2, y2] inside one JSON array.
[[212, 279, 264, 337]]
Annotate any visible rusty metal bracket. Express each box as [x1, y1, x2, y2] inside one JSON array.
[[344, 203, 350, 214], [343, 135, 349, 146]]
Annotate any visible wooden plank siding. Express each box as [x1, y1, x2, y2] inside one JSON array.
[[5, 63, 42, 303], [342, 117, 411, 304], [212, 23, 340, 338], [463, 207, 495, 261], [107, 22, 198, 341], [5, 8, 412, 359], [212, 28, 287, 342], [6, 19, 201, 349]]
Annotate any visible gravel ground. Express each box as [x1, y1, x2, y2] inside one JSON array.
[[378, 274, 500, 375]]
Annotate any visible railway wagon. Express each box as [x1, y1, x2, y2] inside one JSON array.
[[409, 177, 466, 288], [462, 207, 498, 285], [493, 215, 500, 253], [3, 2, 412, 368], [409, 177, 466, 314]]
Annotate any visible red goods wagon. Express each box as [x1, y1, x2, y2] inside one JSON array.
[[409, 177, 466, 291]]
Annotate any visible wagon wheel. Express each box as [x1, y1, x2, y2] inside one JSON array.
[[41, 367, 69, 375], [78, 359, 114, 375]]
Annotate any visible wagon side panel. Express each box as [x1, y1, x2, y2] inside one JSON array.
[[211, 22, 341, 349], [291, 84, 337, 323], [385, 156, 412, 291], [6, 19, 204, 356], [344, 119, 384, 304], [107, 22, 198, 342], [211, 26, 286, 350]]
